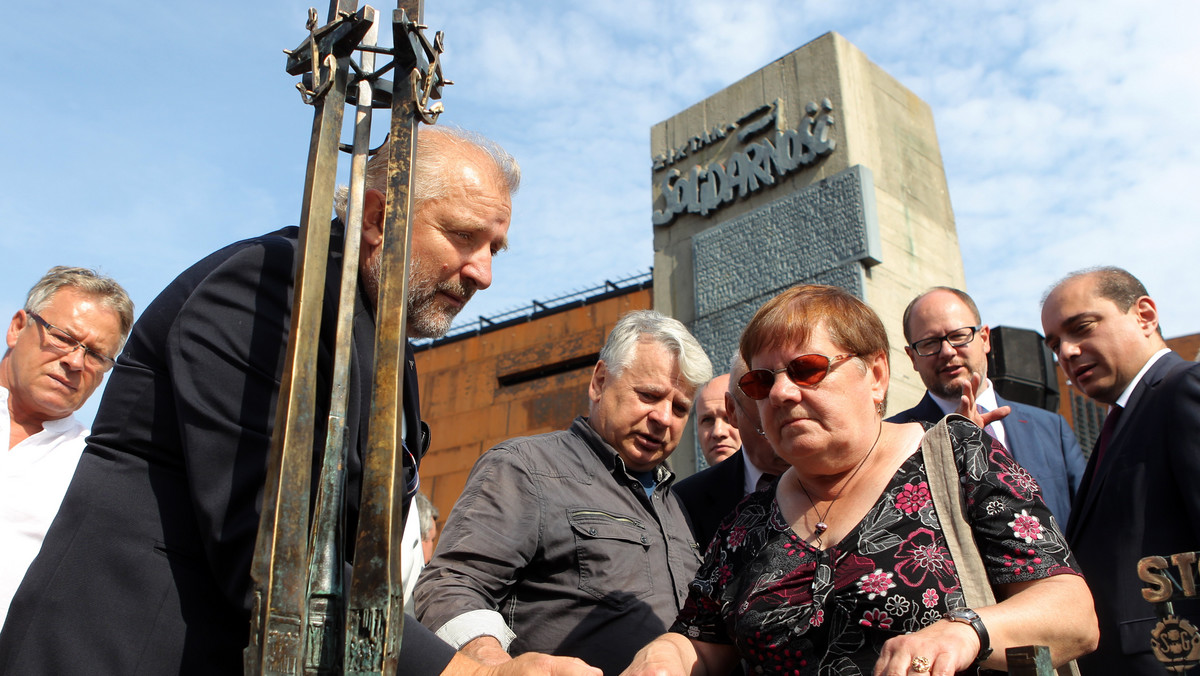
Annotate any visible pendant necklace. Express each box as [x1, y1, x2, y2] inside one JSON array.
[[795, 419, 883, 546]]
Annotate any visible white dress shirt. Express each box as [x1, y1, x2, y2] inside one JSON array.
[[1113, 348, 1171, 410], [743, 452, 769, 496], [0, 387, 89, 622]]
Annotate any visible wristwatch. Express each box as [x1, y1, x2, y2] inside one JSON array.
[[944, 607, 992, 664]]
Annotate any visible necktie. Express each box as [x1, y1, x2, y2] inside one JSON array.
[[1080, 404, 1123, 490], [756, 473, 779, 492], [1093, 405, 1124, 469], [976, 404, 999, 441]]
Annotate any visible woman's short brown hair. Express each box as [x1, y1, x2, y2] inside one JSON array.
[[740, 284, 890, 371]]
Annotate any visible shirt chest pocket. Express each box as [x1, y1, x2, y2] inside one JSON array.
[[567, 508, 655, 609]]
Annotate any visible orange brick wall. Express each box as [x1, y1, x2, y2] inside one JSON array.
[[413, 289, 653, 534]]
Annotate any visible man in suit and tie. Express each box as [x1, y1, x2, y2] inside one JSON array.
[[888, 287, 1085, 525], [1042, 266, 1200, 675], [675, 354, 791, 550]]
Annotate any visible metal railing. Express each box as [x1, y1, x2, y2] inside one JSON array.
[[414, 269, 653, 348]]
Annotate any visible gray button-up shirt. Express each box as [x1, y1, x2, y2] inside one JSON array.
[[414, 417, 702, 675]]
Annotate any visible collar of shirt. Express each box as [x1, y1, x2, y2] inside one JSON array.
[[0, 386, 86, 457], [741, 451, 765, 496], [574, 416, 674, 488], [1114, 347, 1172, 410]]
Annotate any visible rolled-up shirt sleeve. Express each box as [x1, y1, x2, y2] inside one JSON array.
[[433, 609, 518, 650], [413, 446, 541, 647]]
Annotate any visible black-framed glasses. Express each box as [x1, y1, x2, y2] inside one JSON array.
[[737, 353, 857, 400], [26, 311, 116, 372], [908, 325, 982, 357]]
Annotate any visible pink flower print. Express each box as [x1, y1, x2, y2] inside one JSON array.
[[922, 588, 939, 608], [991, 448, 1041, 500], [810, 609, 824, 627], [894, 528, 958, 592], [860, 608, 893, 629], [717, 564, 734, 585], [1008, 510, 1044, 543], [728, 525, 748, 548], [894, 481, 932, 514], [857, 569, 896, 599]]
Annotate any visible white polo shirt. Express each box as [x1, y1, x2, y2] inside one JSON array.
[[0, 387, 89, 622]]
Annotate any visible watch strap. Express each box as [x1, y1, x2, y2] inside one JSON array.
[[945, 607, 993, 664]]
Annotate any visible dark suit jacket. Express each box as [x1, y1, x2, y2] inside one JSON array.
[[1066, 351, 1200, 675], [674, 451, 748, 552], [887, 392, 1085, 526], [0, 226, 452, 675]]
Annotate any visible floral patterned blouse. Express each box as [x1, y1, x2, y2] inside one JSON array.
[[670, 419, 1082, 675]]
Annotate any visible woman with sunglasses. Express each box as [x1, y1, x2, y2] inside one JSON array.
[[623, 285, 1097, 676]]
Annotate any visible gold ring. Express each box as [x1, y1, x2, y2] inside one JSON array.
[[911, 656, 932, 673]]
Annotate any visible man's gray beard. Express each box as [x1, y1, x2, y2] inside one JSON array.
[[365, 253, 475, 339]]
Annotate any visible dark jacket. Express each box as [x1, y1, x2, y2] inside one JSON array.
[[0, 226, 451, 675], [673, 450, 748, 552], [1066, 351, 1200, 675]]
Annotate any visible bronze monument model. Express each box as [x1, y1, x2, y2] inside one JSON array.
[[246, 2, 449, 674]]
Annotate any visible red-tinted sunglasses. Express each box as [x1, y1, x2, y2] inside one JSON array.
[[737, 353, 857, 400]]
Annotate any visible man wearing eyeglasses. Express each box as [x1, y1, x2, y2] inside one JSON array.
[[0, 267, 133, 623], [887, 287, 1085, 525]]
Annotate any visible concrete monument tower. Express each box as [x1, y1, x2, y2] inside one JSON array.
[[651, 32, 966, 475]]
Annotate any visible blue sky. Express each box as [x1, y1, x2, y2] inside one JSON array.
[[4, 1, 1198, 424]]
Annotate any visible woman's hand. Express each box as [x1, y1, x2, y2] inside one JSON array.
[[874, 617, 981, 676], [877, 576, 1099, 675]]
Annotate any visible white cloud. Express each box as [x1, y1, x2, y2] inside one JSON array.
[[5, 0, 1199, 385]]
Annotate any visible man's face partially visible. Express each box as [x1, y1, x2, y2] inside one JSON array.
[[695, 374, 740, 466], [403, 252, 472, 340], [904, 290, 989, 400], [1041, 275, 1159, 406]]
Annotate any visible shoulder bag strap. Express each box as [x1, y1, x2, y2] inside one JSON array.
[[921, 413, 996, 607], [921, 415, 1081, 676]]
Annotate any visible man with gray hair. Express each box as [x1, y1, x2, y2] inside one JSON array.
[[416, 310, 712, 675], [0, 129, 597, 676], [0, 266, 132, 622]]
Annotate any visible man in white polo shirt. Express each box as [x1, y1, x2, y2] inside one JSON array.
[[0, 266, 132, 622]]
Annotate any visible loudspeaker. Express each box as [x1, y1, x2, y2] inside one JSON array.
[[987, 326, 1059, 412]]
